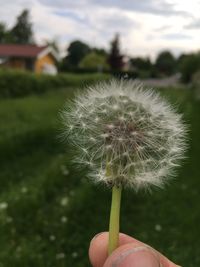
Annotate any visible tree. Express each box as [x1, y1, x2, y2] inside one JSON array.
[[179, 53, 200, 83], [92, 48, 107, 56], [0, 23, 7, 43], [0, 23, 13, 43], [108, 34, 124, 71], [130, 57, 152, 71], [155, 51, 176, 76], [63, 40, 90, 69], [79, 52, 109, 71], [10, 9, 33, 44]]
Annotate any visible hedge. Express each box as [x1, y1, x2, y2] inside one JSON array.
[[0, 70, 110, 98]]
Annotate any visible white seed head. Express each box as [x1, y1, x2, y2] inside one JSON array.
[[61, 79, 187, 191]]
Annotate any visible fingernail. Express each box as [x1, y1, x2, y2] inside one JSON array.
[[111, 246, 160, 267]]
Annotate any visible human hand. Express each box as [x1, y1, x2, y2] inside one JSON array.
[[89, 232, 181, 267]]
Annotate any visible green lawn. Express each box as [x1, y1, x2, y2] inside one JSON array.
[[0, 86, 199, 267]]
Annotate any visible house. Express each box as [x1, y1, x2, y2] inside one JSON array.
[[0, 44, 58, 75]]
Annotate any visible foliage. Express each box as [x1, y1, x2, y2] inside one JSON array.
[[0, 70, 110, 98], [61, 40, 91, 70], [129, 57, 152, 71], [10, 9, 34, 44], [179, 53, 200, 83], [0, 23, 9, 43], [108, 34, 124, 71], [191, 70, 200, 100], [92, 47, 107, 56], [0, 87, 198, 267], [79, 52, 109, 71], [155, 51, 176, 76]]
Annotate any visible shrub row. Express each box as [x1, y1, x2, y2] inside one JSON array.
[[0, 70, 110, 98]]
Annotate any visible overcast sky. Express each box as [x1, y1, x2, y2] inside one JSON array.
[[0, 0, 200, 59]]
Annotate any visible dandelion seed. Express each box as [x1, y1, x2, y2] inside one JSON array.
[[6, 216, 13, 223], [56, 253, 65, 259], [16, 246, 22, 253], [21, 187, 28, 193], [100, 133, 109, 139], [106, 145, 112, 150], [119, 116, 125, 121], [107, 124, 115, 129], [69, 190, 75, 196], [69, 125, 74, 131], [155, 224, 162, 232], [60, 165, 69, 176], [0, 202, 8, 210], [49, 235, 56, 241], [72, 252, 78, 258], [112, 104, 119, 110], [61, 216, 68, 223], [82, 148, 88, 154], [60, 197, 69, 206]]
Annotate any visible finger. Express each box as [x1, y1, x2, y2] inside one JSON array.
[[103, 242, 181, 267], [89, 232, 181, 267], [89, 232, 143, 267]]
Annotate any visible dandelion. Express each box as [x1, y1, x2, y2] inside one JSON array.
[[21, 187, 28, 193], [49, 235, 56, 241], [155, 224, 162, 232], [6, 216, 13, 223], [61, 79, 187, 254], [72, 251, 78, 258], [61, 216, 68, 223], [60, 197, 69, 206], [56, 252, 65, 259], [60, 165, 69, 176], [0, 202, 8, 210]]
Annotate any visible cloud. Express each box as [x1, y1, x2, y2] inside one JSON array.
[[161, 33, 191, 40], [39, 0, 189, 16], [91, 0, 189, 16], [185, 19, 200, 29], [154, 25, 172, 32], [0, 0, 199, 59]]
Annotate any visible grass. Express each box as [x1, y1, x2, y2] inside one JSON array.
[[0, 85, 199, 266]]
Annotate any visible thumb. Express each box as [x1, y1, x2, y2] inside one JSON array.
[[103, 243, 180, 267]]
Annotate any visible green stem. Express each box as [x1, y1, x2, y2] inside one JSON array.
[[108, 185, 122, 255]]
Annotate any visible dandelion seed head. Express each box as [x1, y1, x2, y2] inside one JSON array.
[[61, 79, 187, 190]]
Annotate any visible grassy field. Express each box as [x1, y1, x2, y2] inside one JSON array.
[[0, 84, 199, 267]]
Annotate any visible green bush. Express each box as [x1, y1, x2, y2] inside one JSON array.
[[179, 53, 200, 83], [191, 70, 200, 100], [0, 70, 110, 98]]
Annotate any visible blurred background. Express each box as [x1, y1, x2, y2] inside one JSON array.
[[0, 1, 199, 266]]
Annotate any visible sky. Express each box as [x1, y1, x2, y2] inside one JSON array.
[[0, 0, 200, 59]]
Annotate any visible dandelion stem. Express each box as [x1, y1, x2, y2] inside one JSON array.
[[108, 184, 122, 255]]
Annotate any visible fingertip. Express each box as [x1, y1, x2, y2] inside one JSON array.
[[89, 232, 141, 267], [89, 232, 108, 267]]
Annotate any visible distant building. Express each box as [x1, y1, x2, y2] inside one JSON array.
[[0, 44, 58, 75]]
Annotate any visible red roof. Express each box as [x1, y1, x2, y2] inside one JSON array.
[[0, 44, 48, 58]]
